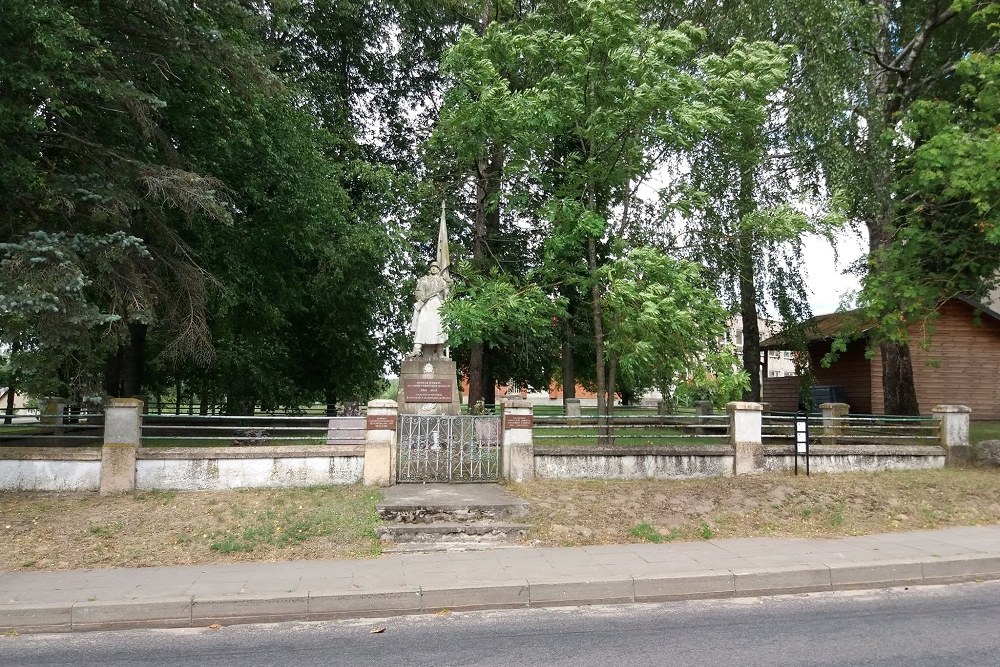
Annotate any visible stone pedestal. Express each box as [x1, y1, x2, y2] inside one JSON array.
[[100, 398, 142, 495], [364, 400, 398, 486], [728, 401, 763, 476], [820, 402, 850, 446], [933, 404, 972, 466], [397, 356, 461, 416], [503, 399, 534, 482], [564, 398, 582, 427]]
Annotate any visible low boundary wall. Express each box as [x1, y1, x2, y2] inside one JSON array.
[[533, 444, 945, 480], [534, 446, 734, 480], [136, 446, 365, 490], [0, 400, 963, 491], [0, 448, 102, 491], [0, 446, 364, 491]]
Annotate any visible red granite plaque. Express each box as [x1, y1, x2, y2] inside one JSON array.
[[505, 414, 534, 430], [366, 414, 397, 431], [402, 378, 454, 403]]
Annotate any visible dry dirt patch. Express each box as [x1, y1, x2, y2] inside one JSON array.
[[510, 469, 1000, 546], [4, 469, 1000, 572], [0, 486, 382, 572]]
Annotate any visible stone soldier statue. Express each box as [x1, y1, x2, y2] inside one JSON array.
[[408, 261, 453, 358]]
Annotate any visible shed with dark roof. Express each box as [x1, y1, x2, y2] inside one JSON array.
[[759, 297, 1000, 419]]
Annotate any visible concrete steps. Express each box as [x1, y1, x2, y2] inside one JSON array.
[[376, 484, 531, 554]]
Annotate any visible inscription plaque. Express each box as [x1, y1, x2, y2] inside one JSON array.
[[366, 414, 397, 431], [402, 378, 453, 403], [505, 414, 534, 430]]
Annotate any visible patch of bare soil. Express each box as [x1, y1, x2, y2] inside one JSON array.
[[0, 487, 382, 572], [5, 469, 999, 572], [509, 469, 1000, 546]]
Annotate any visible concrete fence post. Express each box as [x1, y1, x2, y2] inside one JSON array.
[[364, 400, 398, 486], [820, 402, 850, 446], [728, 401, 764, 475], [932, 404, 972, 465], [694, 400, 713, 435], [41, 397, 65, 436], [564, 398, 582, 427], [503, 399, 534, 482], [100, 398, 142, 495]]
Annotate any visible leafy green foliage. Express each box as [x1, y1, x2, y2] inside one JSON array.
[[602, 248, 748, 404], [1, 1, 398, 409], [853, 4, 1000, 345]]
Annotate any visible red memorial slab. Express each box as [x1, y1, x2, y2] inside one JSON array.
[[402, 378, 454, 403]]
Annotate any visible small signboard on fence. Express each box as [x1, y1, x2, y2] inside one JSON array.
[[794, 411, 810, 476]]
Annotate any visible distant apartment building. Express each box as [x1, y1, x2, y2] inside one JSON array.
[[725, 315, 797, 379]]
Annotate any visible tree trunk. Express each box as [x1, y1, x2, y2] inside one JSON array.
[[561, 323, 576, 402], [468, 343, 484, 408], [587, 233, 612, 446], [4, 384, 14, 425], [735, 143, 762, 402], [879, 341, 920, 415], [482, 345, 496, 409], [588, 235, 605, 417], [739, 272, 762, 402], [468, 100, 504, 407], [866, 1, 920, 415], [325, 388, 338, 417], [122, 322, 147, 397]]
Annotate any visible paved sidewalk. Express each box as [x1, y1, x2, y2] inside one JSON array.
[[4, 525, 1000, 634]]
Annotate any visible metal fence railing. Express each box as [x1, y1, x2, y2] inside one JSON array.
[[533, 413, 730, 447], [0, 407, 105, 447], [140, 414, 366, 447], [763, 413, 942, 447]]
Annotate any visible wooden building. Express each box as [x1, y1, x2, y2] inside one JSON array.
[[760, 297, 1000, 420]]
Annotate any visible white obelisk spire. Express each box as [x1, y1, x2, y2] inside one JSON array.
[[436, 200, 450, 276]]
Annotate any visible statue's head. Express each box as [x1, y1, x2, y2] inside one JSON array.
[[429, 262, 440, 275]]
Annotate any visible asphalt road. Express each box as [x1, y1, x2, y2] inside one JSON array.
[[4, 582, 1000, 667]]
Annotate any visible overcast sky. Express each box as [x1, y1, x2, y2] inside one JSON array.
[[801, 229, 867, 315]]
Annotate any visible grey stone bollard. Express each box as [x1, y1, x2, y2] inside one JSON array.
[[728, 401, 764, 475], [565, 398, 582, 427], [364, 400, 398, 486], [41, 397, 65, 436], [503, 399, 535, 482], [694, 400, 713, 435], [933, 404, 972, 465], [820, 402, 850, 446], [100, 398, 142, 495]]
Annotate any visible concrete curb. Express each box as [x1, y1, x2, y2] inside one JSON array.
[[5, 556, 1000, 634]]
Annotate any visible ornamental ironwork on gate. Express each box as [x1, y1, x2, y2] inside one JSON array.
[[397, 414, 501, 482]]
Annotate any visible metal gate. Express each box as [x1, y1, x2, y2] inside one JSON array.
[[397, 414, 501, 482]]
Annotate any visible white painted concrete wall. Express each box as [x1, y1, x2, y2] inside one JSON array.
[[534, 454, 735, 480], [763, 453, 945, 473], [135, 456, 363, 490], [0, 460, 101, 491]]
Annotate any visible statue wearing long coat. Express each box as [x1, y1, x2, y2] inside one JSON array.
[[409, 263, 451, 354]]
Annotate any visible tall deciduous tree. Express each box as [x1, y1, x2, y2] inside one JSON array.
[[434, 0, 788, 415]]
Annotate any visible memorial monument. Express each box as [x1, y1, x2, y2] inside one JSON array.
[[397, 203, 461, 416]]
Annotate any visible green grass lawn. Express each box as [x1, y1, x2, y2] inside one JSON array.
[[140, 435, 331, 447], [533, 424, 728, 447], [971, 421, 1000, 444]]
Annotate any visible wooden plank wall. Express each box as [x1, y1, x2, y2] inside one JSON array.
[[870, 300, 1000, 420], [761, 376, 800, 412], [809, 341, 873, 414]]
